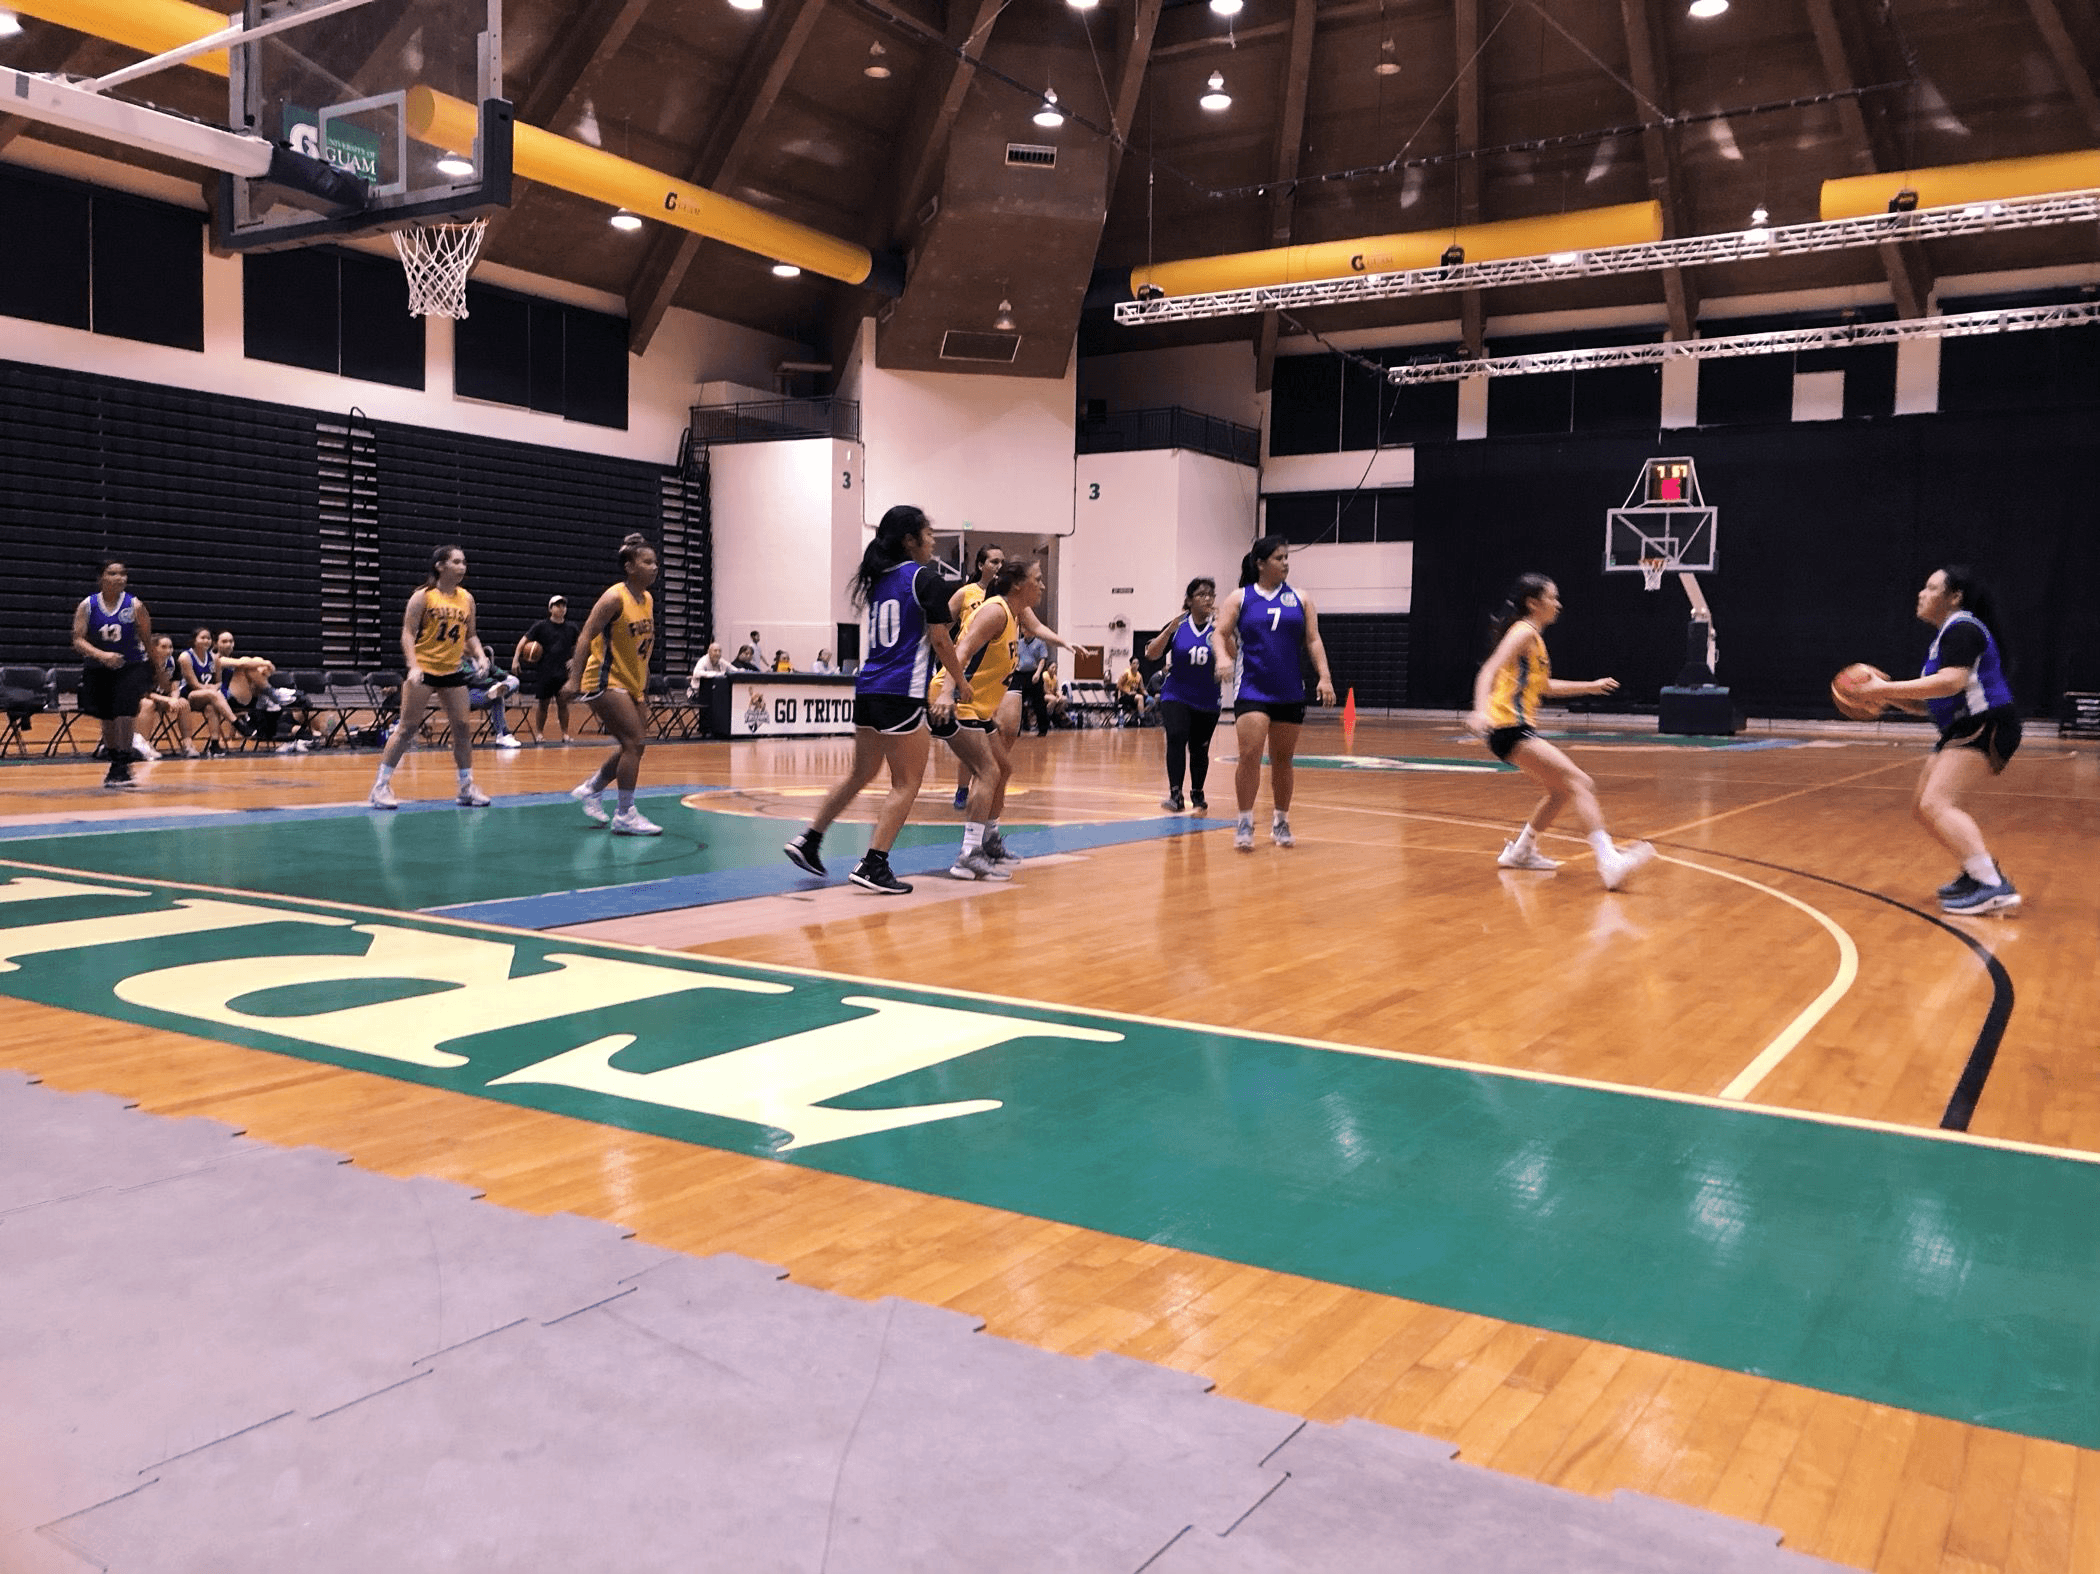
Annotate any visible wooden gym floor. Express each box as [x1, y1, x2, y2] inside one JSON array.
[[3, 715, 2096, 1572]]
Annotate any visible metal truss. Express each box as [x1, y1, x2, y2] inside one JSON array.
[[1111, 190, 2100, 326], [1385, 299, 2100, 383]]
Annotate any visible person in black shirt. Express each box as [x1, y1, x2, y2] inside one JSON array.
[[515, 595, 580, 743]]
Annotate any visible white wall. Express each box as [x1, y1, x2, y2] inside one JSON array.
[[1066, 449, 1258, 678], [1, 140, 808, 466], [1284, 543, 1413, 615], [1078, 341, 1261, 429], [858, 320, 1078, 538], [709, 438, 837, 668]]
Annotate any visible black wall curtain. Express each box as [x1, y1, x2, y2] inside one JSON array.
[[1406, 408, 2100, 717]]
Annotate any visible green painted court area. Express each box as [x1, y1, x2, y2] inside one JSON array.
[[0, 796, 961, 913], [2, 861, 2096, 1450]]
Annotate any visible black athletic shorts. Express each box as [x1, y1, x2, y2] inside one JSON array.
[[1936, 707, 2021, 774], [80, 661, 154, 721], [1486, 724, 1538, 762], [533, 673, 568, 701], [854, 693, 927, 735], [416, 669, 471, 690], [929, 711, 997, 740], [1236, 700, 1306, 726]]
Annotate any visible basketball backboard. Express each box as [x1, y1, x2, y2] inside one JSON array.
[[217, 0, 510, 251], [1605, 457, 1718, 580]]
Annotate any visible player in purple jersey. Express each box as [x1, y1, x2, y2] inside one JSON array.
[[785, 504, 969, 895], [1852, 564, 2022, 915], [1212, 537, 1335, 851], [70, 559, 157, 790], [1144, 577, 1222, 812]]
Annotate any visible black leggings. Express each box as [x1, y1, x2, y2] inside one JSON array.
[[1161, 701, 1219, 794]]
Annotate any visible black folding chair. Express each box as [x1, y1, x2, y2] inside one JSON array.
[[0, 667, 53, 758]]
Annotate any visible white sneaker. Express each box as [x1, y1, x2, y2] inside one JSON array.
[[457, 782, 491, 807], [571, 783, 609, 825], [494, 733, 523, 750], [610, 806, 663, 836], [1497, 841, 1560, 871], [270, 687, 298, 706], [132, 738, 160, 762], [949, 850, 1012, 881], [1271, 815, 1294, 848], [1234, 822, 1255, 852], [368, 782, 398, 810], [1597, 840, 1656, 891]]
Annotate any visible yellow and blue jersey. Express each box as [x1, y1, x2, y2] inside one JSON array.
[[1486, 625, 1550, 728], [582, 583, 654, 699], [414, 585, 473, 676]]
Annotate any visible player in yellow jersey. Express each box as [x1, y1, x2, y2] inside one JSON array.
[[944, 545, 1078, 818], [564, 533, 662, 836], [934, 558, 1046, 880], [369, 545, 490, 810], [1467, 573, 1652, 889]]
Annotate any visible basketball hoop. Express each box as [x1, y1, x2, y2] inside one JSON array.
[[1639, 557, 1668, 591], [391, 218, 487, 319]]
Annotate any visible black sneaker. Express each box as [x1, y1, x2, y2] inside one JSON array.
[[849, 853, 912, 895], [1190, 791, 1208, 812], [102, 764, 136, 791], [1937, 871, 1978, 901], [783, 829, 826, 877], [1160, 790, 1184, 812]]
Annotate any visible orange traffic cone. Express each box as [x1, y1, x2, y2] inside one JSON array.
[[1341, 687, 1357, 733]]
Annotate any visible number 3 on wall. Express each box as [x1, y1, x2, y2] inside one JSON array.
[[842, 470, 852, 489], [1087, 482, 1100, 500]]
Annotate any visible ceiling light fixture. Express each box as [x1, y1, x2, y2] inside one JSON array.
[[435, 154, 476, 178], [1199, 72, 1231, 111], [1374, 40, 1401, 76], [727, 0, 764, 12], [1749, 205, 1769, 225], [0, 11, 23, 38], [1687, 0, 1727, 15], [864, 42, 890, 78], [1209, 0, 1243, 14], [1034, 89, 1065, 129], [1548, 250, 1580, 265], [1066, 0, 1099, 10], [772, 262, 802, 278], [993, 299, 1016, 332], [609, 211, 644, 231]]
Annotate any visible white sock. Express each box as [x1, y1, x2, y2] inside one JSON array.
[[1963, 854, 2001, 885], [1587, 830, 1616, 860], [1513, 824, 1538, 853], [617, 789, 635, 812], [376, 763, 395, 786], [1237, 811, 1254, 832], [457, 767, 474, 788], [1273, 808, 1289, 826], [962, 822, 985, 856]]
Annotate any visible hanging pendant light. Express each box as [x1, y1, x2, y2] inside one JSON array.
[[1199, 72, 1231, 111], [1034, 90, 1065, 129]]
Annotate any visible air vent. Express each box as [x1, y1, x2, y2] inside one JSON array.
[[940, 330, 1022, 363], [1005, 143, 1057, 168]]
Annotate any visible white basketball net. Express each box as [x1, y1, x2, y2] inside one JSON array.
[[1639, 557, 1668, 591], [391, 219, 488, 319]]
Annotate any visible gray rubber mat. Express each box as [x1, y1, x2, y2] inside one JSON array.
[[5, 1078, 1841, 1572]]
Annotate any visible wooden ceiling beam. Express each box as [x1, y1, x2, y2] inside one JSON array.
[[1255, 0, 1318, 393], [882, 0, 1003, 242], [625, 0, 831, 353], [1104, 0, 1167, 198], [1617, 0, 1698, 341], [1803, 0, 1931, 319], [515, 0, 656, 132], [1454, 0, 1485, 356], [2021, 0, 2100, 139]]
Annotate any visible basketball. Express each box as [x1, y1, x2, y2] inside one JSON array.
[[519, 639, 543, 666], [1831, 662, 1889, 721]]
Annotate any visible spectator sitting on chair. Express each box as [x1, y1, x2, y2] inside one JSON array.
[[1115, 657, 1146, 724], [731, 644, 762, 672], [516, 595, 580, 744], [213, 630, 301, 750], [469, 660, 523, 748], [1041, 669, 1070, 729], [811, 648, 836, 675], [772, 649, 794, 673], [689, 643, 730, 694], [71, 558, 157, 788], [176, 626, 239, 756], [133, 634, 198, 760]]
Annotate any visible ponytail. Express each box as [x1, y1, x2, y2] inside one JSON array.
[[990, 558, 1033, 598], [1239, 534, 1288, 587], [618, 532, 654, 570], [1488, 572, 1554, 646], [1939, 563, 2009, 668], [851, 505, 930, 609]]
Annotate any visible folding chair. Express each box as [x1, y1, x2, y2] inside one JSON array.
[[321, 670, 378, 745], [0, 667, 52, 758], [645, 675, 700, 740], [40, 667, 87, 756], [287, 671, 335, 747]]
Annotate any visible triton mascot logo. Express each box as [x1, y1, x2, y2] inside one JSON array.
[[743, 691, 769, 734]]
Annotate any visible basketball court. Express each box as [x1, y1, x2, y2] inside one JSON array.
[[4, 0, 2100, 1567]]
